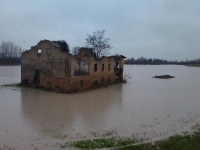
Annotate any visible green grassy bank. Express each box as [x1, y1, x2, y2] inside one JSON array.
[[61, 126, 200, 150], [185, 64, 200, 67]]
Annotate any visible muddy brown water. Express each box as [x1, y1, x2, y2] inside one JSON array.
[[0, 65, 200, 149]]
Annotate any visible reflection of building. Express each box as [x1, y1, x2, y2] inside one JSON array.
[[21, 40, 125, 93]]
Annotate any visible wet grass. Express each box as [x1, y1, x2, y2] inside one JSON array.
[[2, 83, 20, 87], [2, 83, 62, 93], [51, 133, 68, 140], [59, 137, 137, 149], [64, 127, 200, 150], [115, 131, 200, 150]]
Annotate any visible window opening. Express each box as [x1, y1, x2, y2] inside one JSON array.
[[38, 49, 42, 54], [34, 69, 40, 84], [108, 64, 111, 71], [94, 64, 97, 71], [102, 64, 104, 71]]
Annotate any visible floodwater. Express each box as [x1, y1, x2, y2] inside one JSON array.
[[0, 65, 200, 149]]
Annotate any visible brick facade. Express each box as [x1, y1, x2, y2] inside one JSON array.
[[21, 40, 125, 93]]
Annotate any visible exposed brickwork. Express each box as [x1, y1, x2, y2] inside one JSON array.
[[21, 40, 125, 93]]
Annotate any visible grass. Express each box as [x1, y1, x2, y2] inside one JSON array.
[[2, 83, 20, 88], [115, 131, 200, 150], [63, 126, 200, 150], [52, 133, 68, 140], [2, 83, 52, 92], [185, 64, 200, 67], [59, 137, 137, 149]]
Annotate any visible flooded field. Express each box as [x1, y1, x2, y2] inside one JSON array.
[[0, 65, 200, 149]]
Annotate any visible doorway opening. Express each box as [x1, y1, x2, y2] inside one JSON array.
[[34, 69, 40, 84]]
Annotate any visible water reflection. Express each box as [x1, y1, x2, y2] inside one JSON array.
[[0, 66, 21, 85], [20, 84, 123, 136]]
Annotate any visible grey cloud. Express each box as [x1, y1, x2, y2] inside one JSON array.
[[0, 0, 199, 60]]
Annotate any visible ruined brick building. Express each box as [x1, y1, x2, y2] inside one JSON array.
[[21, 40, 125, 93]]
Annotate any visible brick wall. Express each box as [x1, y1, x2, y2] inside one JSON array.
[[21, 40, 124, 93]]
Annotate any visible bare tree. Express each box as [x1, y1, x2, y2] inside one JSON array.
[[4, 41, 10, 57], [85, 30, 112, 58], [72, 46, 80, 55], [13, 45, 18, 57], [0, 41, 23, 58], [18, 46, 22, 57], [0, 41, 5, 57], [10, 42, 14, 58]]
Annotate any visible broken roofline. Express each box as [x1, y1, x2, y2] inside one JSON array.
[[22, 39, 126, 62], [37, 40, 70, 52]]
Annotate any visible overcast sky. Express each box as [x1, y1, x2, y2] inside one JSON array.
[[0, 0, 200, 61]]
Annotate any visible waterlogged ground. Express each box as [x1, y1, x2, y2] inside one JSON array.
[[0, 65, 200, 149]]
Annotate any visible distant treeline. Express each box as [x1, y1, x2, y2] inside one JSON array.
[[0, 57, 21, 65], [0, 41, 23, 65], [1, 40, 199, 66], [125, 57, 200, 65]]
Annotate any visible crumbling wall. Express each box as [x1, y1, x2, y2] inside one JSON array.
[[21, 40, 124, 93], [21, 40, 74, 87]]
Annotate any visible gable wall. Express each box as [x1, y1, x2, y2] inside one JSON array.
[[21, 41, 74, 87]]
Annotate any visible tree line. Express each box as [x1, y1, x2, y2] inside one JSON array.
[[1, 30, 199, 66], [0, 41, 23, 65], [125, 57, 200, 65]]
